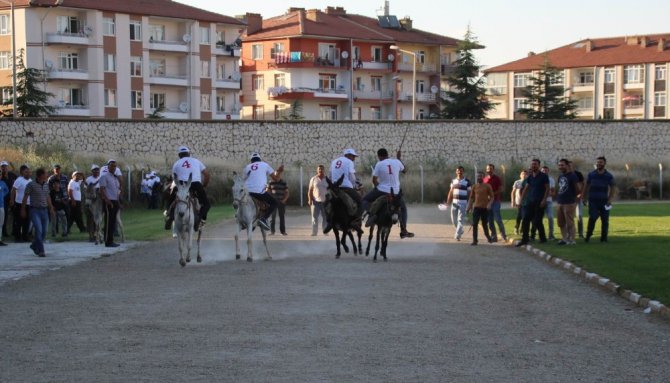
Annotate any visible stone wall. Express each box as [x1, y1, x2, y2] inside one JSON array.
[[1, 119, 668, 167]]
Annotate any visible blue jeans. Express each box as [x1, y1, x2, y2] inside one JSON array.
[[545, 201, 555, 238], [30, 207, 49, 254], [587, 201, 610, 241], [487, 200, 506, 239], [451, 201, 467, 239]]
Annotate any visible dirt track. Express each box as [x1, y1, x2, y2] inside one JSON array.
[[1, 206, 668, 382]]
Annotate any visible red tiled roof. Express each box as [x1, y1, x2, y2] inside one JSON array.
[[244, 8, 463, 47], [486, 34, 670, 73], [10, 0, 243, 25]]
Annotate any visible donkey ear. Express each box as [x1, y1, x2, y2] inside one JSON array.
[[336, 174, 344, 186], [187, 173, 193, 183]]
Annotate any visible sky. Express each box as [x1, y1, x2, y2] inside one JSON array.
[[182, 0, 670, 69]]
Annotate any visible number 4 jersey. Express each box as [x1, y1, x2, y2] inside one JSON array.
[[373, 158, 404, 193], [172, 157, 206, 183]]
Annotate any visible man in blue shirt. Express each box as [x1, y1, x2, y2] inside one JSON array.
[[584, 156, 615, 243], [556, 159, 581, 245], [0, 176, 8, 245], [516, 159, 549, 247]]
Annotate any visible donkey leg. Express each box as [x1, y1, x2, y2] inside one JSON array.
[[365, 226, 374, 256], [373, 226, 381, 262], [186, 229, 192, 263], [178, 233, 187, 267], [234, 224, 241, 260], [382, 229, 390, 261], [196, 228, 203, 263], [347, 231, 357, 255], [334, 229, 341, 258], [341, 229, 350, 253], [246, 227, 253, 262], [261, 228, 272, 261], [357, 228, 363, 254]]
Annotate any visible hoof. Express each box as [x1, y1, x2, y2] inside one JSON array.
[[236, 254, 241, 260], [335, 254, 340, 259], [247, 257, 253, 262], [264, 257, 272, 261], [186, 257, 191, 263], [179, 259, 186, 267], [373, 258, 377, 263], [197, 256, 202, 263]]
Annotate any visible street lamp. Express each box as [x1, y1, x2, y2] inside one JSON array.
[[0, 0, 17, 118], [390, 45, 416, 120]]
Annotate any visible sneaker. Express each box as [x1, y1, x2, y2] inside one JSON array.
[[470, 241, 478, 246], [567, 241, 577, 245], [365, 214, 376, 227], [105, 243, 120, 248], [29, 243, 38, 255], [557, 240, 567, 245], [257, 218, 271, 231], [38, 252, 46, 257], [490, 237, 498, 243], [281, 232, 288, 236], [400, 231, 414, 239]]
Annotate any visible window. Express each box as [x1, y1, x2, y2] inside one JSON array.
[[252, 74, 264, 91], [319, 74, 336, 90], [104, 54, 116, 72], [150, 93, 165, 109], [370, 106, 381, 120], [1, 87, 12, 103], [104, 89, 116, 107], [149, 59, 165, 76], [149, 24, 165, 42], [604, 68, 615, 83], [271, 43, 285, 59], [59, 88, 85, 106], [604, 94, 615, 108], [415, 80, 425, 94], [0, 51, 11, 69], [514, 73, 530, 88], [486, 73, 507, 95], [549, 71, 564, 86], [655, 92, 666, 106], [578, 71, 594, 85], [200, 94, 211, 111], [274, 104, 288, 119], [352, 107, 361, 120], [624, 65, 643, 84], [656, 66, 666, 81], [355, 77, 362, 91], [201, 60, 210, 78], [216, 63, 226, 80], [129, 22, 142, 41], [216, 30, 225, 45], [320, 105, 337, 120], [58, 52, 79, 70], [418, 50, 425, 64], [0, 15, 10, 35], [274, 73, 285, 87], [418, 108, 426, 120], [56, 16, 80, 34], [200, 26, 210, 44], [514, 98, 529, 111], [130, 56, 142, 77], [103, 17, 115, 36], [252, 105, 264, 120], [371, 46, 382, 62], [251, 44, 263, 60], [216, 96, 225, 112], [371, 76, 382, 92], [130, 90, 142, 109], [576, 97, 593, 110]]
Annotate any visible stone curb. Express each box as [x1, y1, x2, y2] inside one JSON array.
[[508, 239, 670, 321]]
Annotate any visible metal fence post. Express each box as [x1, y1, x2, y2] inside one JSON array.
[[420, 164, 424, 203], [300, 166, 304, 207], [660, 163, 663, 200], [126, 166, 131, 203]]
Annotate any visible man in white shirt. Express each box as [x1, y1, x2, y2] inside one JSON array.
[[67, 171, 86, 234], [362, 148, 414, 238], [307, 165, 328, 236], [243, 152, 283, 231], [323, 148, 361, 233], [10, 165, 32, 242], [165, 146, 210, 230]]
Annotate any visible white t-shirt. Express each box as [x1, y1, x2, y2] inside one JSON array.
[[86, 175, 100, 189], [547, 176, 556, 202], [244, 161, 274, 194], [172, 157, 206, 183], [13, 177, 31, 204], [100, 166, 122, 177], [68, 179, 82, 201], [330, 156, 356, 188], [373, 158, 404, 194]]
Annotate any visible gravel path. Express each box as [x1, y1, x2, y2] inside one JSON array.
[[0, 206, 668, 382]]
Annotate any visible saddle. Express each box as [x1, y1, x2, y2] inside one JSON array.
[[236, 196, 269, 231]]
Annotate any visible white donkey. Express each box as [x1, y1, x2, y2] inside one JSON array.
[[174, 173, 202, 267], [232, 172, 271, 262], [84, 181, 104, 245]]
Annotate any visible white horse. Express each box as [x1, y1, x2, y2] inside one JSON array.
[[232, 172, 271, 262], [174, 174, 202, 267]]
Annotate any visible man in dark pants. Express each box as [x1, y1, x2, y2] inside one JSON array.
[[99, 160, 121, 248], [584, 156, 615, 243], [516, 159, 549, 247], [1, 160, 17, 238], [268, 176, 289, 235]]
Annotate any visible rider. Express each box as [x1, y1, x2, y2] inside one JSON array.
[[243, 152, 283, 231], [323, 148, 362, 234], [362, 148, 414, 238], [164, 146, 210, 230]]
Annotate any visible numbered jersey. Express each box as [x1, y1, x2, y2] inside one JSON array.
[[244, 161, 274, 193], [330, 156, 356, 189], [373, 158, 404, 193], [172, 157, 206, 183]]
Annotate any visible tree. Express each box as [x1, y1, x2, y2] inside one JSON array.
[[282, 100, 304, 120], [439, 28, 493, 119], [517, 57, 578, 119], [3, 49, 55, 117]]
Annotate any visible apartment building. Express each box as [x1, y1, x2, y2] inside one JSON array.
[[0, 0, 244, 119], [485, 34, 670, 120], [240, 6, 462, 121]]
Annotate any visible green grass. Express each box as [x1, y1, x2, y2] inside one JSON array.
[[56, 204, 235, 242], [503, 203, 670, 304]]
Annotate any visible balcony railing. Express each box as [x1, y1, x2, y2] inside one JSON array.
[[267, 86, 348, 99], [148, 39, 188, 52], [486, 86, 507, 96], [46, 31, 90, 45]]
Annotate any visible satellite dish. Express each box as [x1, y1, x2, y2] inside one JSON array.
[[341, 51, 349, 59], [44, 60, 54, 70], [182, 34, 192, 43], [231, 72, 241, 81], [83, 26, 93, 36], [178, 102, 189, 113], [387, 53, 395, 62], [430, 85, 439, 94]]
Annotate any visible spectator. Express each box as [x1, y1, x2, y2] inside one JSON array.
[[48, 164, 70, 231], [510, 170, 527, 235], [0, 174, 8, 246], [446, 166, 471, 241], [484, 164, 507, 242], [516, 159, 549, 247], [555, 159, 580, 245], [99, 160, 121, 248], [584, 156, 616, 243], [307, 165, 328, 236], [268, 175, 289, 235], [67, 171, 86, 234], [1, 160, 17, 238], [21, 168, 54, 257], [11, 165, 32, 242], [540, 166, 556, 240], [572, 164, 586, 238], [149, 172, 161, 210], [467, 171, 494, 246], [140, 174, 151, 207], [85, 165, 101, 242], [49, 181, 68, 238]]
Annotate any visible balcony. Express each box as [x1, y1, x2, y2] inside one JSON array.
[[52, 103, 90, 117], [46, 31, 90, 45], [147, 72, 188, 87], [486, 86, 507, 96], [353, 90, 393, 100], [400, 92, 437, 102], [214, 43, 241, 57], [397, 63, 437, 73], [147, 39, 188, 53], [353, 60, 392, 71], [267, 86, 348, 100], [441, 64, 456, 76], [270, 52, 347, 69], [623, 95, 644, 115], [214, 76, 241, 90], [160, 107, 189, 119], [572, 81, 594, 93], [47, 68, 89, 81]]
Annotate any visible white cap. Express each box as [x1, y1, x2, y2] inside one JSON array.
[[150, 171, 156, 176], [343, 148, 358, 157], [0, 160, 8, 166], [91, 164, 100, 170], [72, 171, 83, 178], [145, 174, 151, 179], [250, 152, 261, 160], [107, 159, 116, 165], [178, 146, 190, 154]]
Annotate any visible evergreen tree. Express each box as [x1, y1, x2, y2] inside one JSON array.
[[517, 57, 578, 119], [439, 28, 493, 119], [283, 100, 304, 120], [4, 49, 55, 117]]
